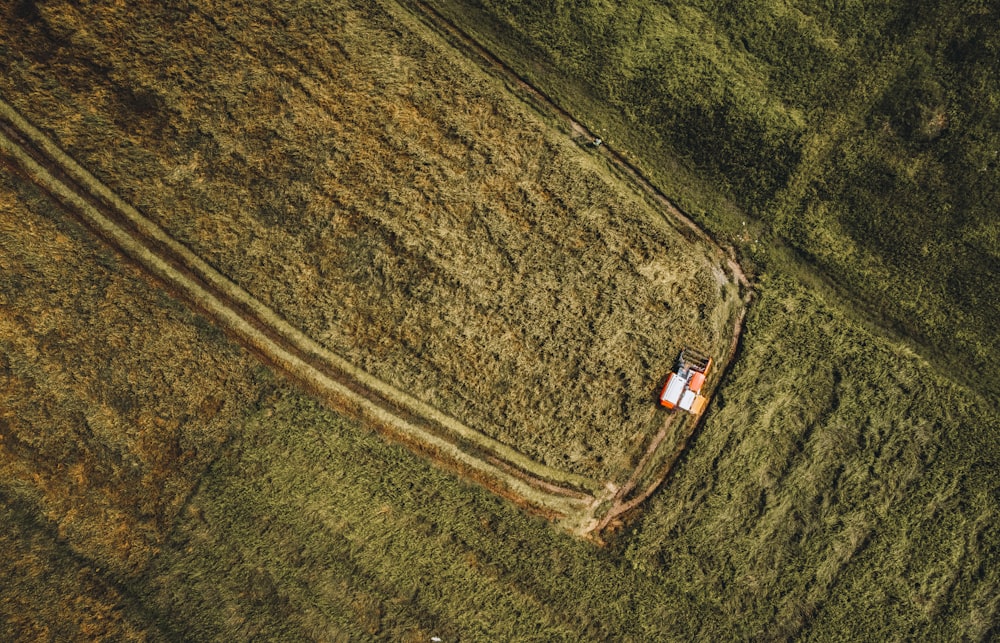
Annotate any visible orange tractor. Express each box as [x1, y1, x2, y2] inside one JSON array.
[[659, 348, 712, 415]]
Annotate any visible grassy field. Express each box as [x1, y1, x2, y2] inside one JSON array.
[[428, 0, 1000, 398], [0, 169, 268, 577], [0, 491, 162, 640], [6, 268, 992, 639], [1, 0, 998, 639], [0, 166, 270, 637], [0, 0, 741, 481]]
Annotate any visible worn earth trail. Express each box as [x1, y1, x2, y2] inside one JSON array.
[[0, 97, 612, 533]]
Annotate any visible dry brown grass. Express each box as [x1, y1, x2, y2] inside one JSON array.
[[0, 0, 741, 480]]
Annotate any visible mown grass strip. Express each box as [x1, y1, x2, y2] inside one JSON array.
[[0, 96, 606, 526]]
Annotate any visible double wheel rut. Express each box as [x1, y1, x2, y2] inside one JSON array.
[[1, 0, 752, 535], [0, 97, 606, 532]]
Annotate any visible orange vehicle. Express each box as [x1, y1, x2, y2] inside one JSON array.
[[659, 348, 712, 414]]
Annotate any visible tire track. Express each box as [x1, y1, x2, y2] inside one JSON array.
[[395, 0, 754, 538], [0, 97, 610, 533]]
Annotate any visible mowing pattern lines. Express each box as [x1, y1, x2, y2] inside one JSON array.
[[0, 97, 609, 531], [0, 0, 747, 537]]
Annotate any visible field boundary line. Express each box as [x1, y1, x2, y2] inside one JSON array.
[[0, 97, 610, 531], [396, 0, 752, 537]]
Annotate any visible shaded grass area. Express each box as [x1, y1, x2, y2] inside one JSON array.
[[0, 490, 164, 642], [0, 0, 740, 480], [125, 274, 997, 639], [136, 388, 587, 640], [776, 5, 1000, 397], [628, 273, 999, 639], [134, 379, 704, 640]]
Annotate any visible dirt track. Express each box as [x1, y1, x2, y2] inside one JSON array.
[[0, 98, 609, 530], [0, 0, 750, 539]]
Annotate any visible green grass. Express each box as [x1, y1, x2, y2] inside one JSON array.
[[628, 273, 999, 638], [427, 0, 1000, 397], [119, 274, 997, 639], [0, 0, 997, 639]]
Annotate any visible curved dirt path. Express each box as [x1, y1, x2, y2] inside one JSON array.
[[0, 97, 609, 531], [400, 0, 753, 538]]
